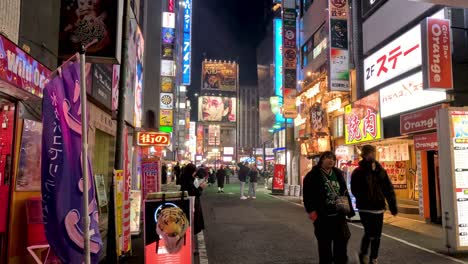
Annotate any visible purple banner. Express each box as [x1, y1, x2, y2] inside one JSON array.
[[42, 60, 102, 263]]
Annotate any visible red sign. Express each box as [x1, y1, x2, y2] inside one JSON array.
[[400, 104, 445, 134], [273, 164, 285, 191], [0, 34, 51, 97], [423, 18, 453, 90], [136, 132, 171, 146], [414, 132, 438, 151], [142, 158, 160, 199]]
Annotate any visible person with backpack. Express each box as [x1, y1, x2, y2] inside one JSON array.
[[303, 151, 355, 264], [351, 145, 398, 264]]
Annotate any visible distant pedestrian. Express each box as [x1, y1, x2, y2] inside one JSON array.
[[225, 166, 232, 184], [174, 162, 181, 185], [237, 162, 250, 200], [216, 165, 226, 193], [247, 164, 258, 199], [162, 163, 168, 184], [303, 151, 355, 264], [180, 163, 207, 235], [352, 145, 397, 264]]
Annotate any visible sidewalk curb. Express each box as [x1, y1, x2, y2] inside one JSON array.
[[197, 231, 209, 264]]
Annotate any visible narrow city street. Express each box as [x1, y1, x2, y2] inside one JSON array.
[[201, 183, 467, 264]]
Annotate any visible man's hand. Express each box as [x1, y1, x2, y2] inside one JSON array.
[[308, 211, 318, 222]]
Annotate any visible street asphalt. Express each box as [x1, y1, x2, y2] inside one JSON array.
[[200, 183, 468, 264]]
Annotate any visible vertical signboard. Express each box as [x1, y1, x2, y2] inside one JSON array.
[[161, 10, 176, 133], [273, 164, 285, 194], [421, 18, 453, 91], [274, 18, 286, 123], [437, 107, 468, 251], [328, 0, 350, 91], [282, 0, 297, 119], [114, 169, 124, 255], [182, 0, 192, 85], [196, 124, 204, 155], [142, 158, 160, 199]]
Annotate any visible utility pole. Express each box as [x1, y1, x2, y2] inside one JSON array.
[[108, 0, 129, 262]]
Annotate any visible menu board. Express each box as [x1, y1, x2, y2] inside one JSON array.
[[451, 111, 468, 246], [381, 161, 407, 189]]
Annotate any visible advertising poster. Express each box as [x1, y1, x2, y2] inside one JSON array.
[[283, 88, 297, 118], [16, 120, 42, 191], [145, 196, 194, 264], [381, 161, 407, 189], [201, 62, 237, 91], [0, 34, 51, 97], [58, 0, 123, 63], [208, 125, 221, 145], [160, 109, 173, 126], [91, 64, 113, 109], [161, 60, 175, 76], [160, 93, 174, 109], [142, 158, 160, 199], [196, 124, 204, 155], [134, 26, 144, 128], [162, 44, 174, 59], [273, 164, 285, 193], [94, 174, 108, 210], [41, 61, 102, 263], [114, 169, 124, 255], [122, 129, 132, 253], [198, 96, 236, 122], [161, 77, 174, 92], [450, 110, 468, 247], [130, 190, 142, 235], [162, 28, 175, 44], [124, 17, 137, 125], [344, 92, 382, 145], [112, 65, 120, 114]]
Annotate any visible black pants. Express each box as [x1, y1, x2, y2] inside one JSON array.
[[314, 215, 350, 264], [225, 174, 230, 184], [359, 212, 384, 259]]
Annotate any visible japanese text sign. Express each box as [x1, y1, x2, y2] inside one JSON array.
[[422, 18, 453, 91], [400, 104, 444, 134], [344, 92, 382, 145], [159, 109, 173, 126], [379, 71, 446, 118], [273, 164, 285, 192], [136, 132, 171, 146], [364, 25, 422, 91]]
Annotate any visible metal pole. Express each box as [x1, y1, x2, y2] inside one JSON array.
[[284, 118, 287, 185], [351, 0, 364, 100], [79, 47, 91, 264], [108, 0, 129, 262]]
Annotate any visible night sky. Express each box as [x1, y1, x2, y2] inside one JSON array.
[[188, 0, 271, 120]]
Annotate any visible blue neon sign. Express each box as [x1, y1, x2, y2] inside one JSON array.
[[182, 0, 192, 85]]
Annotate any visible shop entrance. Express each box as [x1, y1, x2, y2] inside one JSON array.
[[427, 151, 442, 224]]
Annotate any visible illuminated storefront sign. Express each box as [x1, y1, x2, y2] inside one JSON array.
[[182, 0, 192, 85], [136, 132, 171, 146], [379, 71, 446, 118], [345, 92, 382, 145]]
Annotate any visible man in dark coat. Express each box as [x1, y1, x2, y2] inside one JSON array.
[[237, 162, 250, 199], [351, 145, 397, 264], [303, 151, 355, 264], [174, 162, 181, 185], [216, 165, 226, 193], [180, 163, 207, 235]]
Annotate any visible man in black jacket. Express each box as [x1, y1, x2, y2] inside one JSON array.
[[237, 162, 250, 199], [303, 151, 355, 264], [351, 145, 397, 264]]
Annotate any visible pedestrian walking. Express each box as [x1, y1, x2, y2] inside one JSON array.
[[247, 164, 258, 199], [180, 163, 207, 235], [174, 162, 181, 185], [216, 165, 226, 193], [225, 166, 232, 184], [303, 151, 355, 264], [351, 145, 398, 264], [237, 162, 250, 200], [162, 163, 168, 184]]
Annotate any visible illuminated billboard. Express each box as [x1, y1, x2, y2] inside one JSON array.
[[201, 62, 237, 91], [198, 96, 236, 122]]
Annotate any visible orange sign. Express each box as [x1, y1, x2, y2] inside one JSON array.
[[136, 132, 171, 146]]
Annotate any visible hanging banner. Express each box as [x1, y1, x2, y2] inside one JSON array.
[[130, 190, 142, 235], [122, 127, 132, 253], [41, 60, 103, 263], [196, 124, 204, 155]]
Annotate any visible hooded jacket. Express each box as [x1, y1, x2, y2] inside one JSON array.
[[351, 159, 398, 214], [303, 165, 355, 218], [237, 163, 250, 182]]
